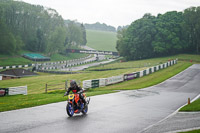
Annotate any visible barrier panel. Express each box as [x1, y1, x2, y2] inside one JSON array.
[[149, 68, 152, 74], [124, 73, 137, 81], [156, 65, 159, 71], [99, 78, 107, 87], [154, 66, 157, 72], [106, 75, 123, 85], [83, 80, 92, 89], [143, 70, 146, 76], [146, 69, 149, 75], [139, 71, 143, 77], [167, 62, 170, 67], [91, 79, 99, 88], [8, 86, 27, 95], [136, 72, 140, 78]]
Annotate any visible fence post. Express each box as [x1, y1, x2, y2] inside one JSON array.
[[45, 83, 47, 93], [65, 81, 67, 90]]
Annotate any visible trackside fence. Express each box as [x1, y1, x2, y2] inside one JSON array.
[[0, 86, 27, 96], [82, 59, 178, 89]]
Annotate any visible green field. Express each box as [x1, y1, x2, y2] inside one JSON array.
[[86, 29, 117, 51], [0, 54, 197, 112]]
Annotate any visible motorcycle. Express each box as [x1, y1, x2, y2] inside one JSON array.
[[65, 92, 90, 117]]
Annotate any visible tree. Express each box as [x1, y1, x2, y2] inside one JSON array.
[[46, 26, 66, 55], [183, 7, 200, 53]]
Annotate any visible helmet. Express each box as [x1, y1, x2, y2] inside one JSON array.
[[70, 80, 77, 88]]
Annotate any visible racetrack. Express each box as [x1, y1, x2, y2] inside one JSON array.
[[0, 64, 200, 133]]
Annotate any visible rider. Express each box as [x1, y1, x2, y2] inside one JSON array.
[[64, 80, 86, 105]]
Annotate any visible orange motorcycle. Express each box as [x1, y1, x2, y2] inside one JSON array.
[[65, 92, 90, 117]]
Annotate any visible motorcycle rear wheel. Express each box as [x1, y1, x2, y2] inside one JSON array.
[[66, 104, 74, 117]]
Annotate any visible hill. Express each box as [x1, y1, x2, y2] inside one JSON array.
[[85, 22, 116, 32], [86, 29, 117, 52]]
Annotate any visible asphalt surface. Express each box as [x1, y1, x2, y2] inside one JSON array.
[[143, 111, 200, 133], [0, 64, 200, 133]]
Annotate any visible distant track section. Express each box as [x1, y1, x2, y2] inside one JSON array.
[[66, 49, 118, 56]]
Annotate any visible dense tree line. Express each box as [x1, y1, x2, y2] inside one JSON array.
[[0, 0, 86, 55], [116, 7, 200, 60], [85, 22, 116, 32], [64, 20, 87, 46]]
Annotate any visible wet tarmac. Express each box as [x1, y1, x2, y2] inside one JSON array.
[[0, 64, 200, 133]]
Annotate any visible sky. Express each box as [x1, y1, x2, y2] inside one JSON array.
[[21, 0, 200, 28]]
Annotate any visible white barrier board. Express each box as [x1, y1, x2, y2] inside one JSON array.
[[83, 80, 92, 89], [8, 86, 27, 95], [106, 75, 123, 85]]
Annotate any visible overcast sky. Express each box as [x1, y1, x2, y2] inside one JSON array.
[[21, 0, 200, 28]]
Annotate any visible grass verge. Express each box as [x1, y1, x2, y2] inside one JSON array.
[[0, 61, 192, 112], [179, 98, 200, 112], [179, 129, 200, 133]]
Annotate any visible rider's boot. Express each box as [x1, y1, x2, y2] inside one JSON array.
[[82, 98, 87, 106]]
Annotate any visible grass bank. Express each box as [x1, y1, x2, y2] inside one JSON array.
[[180, 98, 200, 112]]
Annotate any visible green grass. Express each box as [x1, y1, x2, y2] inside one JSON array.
[[86, 29, 117, 51], [180, 98, 200, 112], [179, 129, 200, 133]]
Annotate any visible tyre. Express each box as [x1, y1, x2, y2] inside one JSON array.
[[66, 103, 74, 117], [82, 105, 88, 115]]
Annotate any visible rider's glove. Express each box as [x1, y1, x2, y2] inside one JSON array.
[[64, 92, 69, 96]]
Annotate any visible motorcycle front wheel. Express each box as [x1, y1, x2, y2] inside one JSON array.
[[66, 103, 74, 117], [82, 105, 88, 115]]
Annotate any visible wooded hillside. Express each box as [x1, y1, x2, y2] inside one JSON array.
[[0, 0, 86, 55], [117, 7, 200, 60]]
